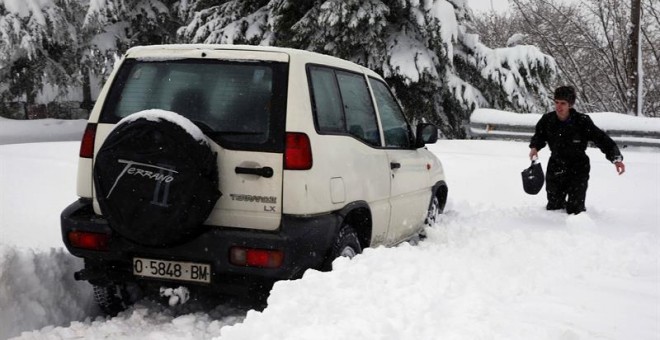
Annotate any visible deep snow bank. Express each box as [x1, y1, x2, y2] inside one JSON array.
[[0, 246, 95, 340]]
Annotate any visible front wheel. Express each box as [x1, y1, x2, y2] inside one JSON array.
[[322, 225, 362, 271], [425, 195, 441, 228]]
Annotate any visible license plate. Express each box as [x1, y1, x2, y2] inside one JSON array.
[[133, 257, 211, 284]]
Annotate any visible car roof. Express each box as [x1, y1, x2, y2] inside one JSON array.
[[125, 44, 382, 79]]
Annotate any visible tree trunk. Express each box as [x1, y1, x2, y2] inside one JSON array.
[[627, 0, 641, 116], [81, 65, 94, 111]]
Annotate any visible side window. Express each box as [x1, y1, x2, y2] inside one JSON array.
[[308, 66, 380, 147], [369, 78, 413, 148], [309, 67, 345, 133], [335, 71, 380, 146]]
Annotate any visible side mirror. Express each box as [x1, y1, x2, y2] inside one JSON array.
[[415, 123, 438, 148]]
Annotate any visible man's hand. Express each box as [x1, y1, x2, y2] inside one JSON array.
[[529, 148, 538, 161], [615, 161, 625, 175]]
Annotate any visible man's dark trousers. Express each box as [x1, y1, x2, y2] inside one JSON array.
[[546, 156, 590, 214]]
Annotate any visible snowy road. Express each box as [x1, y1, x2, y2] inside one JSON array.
[[1, 140, 658, 339]]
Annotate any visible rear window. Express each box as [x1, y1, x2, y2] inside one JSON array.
[[100, 59, 288, 152]]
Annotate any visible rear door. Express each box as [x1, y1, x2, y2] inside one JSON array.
[[96, 49, 289, 231], [299, 65, 392, 244]]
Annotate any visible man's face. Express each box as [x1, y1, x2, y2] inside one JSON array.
[[554, 99, 571, 121]]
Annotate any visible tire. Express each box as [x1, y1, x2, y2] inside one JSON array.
[[425, 195, 441, 228], [322, 225, 362, 271], [93, 283, 134, 316], [94, 113, 221, 246]]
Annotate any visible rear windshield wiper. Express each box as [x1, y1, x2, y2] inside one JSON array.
[[190, 121, 266, 137]]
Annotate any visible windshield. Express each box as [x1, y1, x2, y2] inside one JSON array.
[[101, 59, 288, 152]]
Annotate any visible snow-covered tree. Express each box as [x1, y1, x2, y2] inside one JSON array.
[[0, 0, 79, 106], [177, 0, 272, 45], [487, 0, 660, 117], [179, 0, 557, 137], [80, 0, 180, 108], [0, 0, 181, 111], [1, 0, 558, 134]]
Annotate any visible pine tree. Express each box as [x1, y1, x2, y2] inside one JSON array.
[[180, 0, 557, 137], [81, 0, 177, 82], [0, 0, 187, 116], [178, 0, 272, 44], [0, 0, 558, 132], [0, 0, 77, 106]]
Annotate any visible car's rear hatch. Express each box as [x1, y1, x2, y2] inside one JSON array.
[[92, 47, 289, 231]]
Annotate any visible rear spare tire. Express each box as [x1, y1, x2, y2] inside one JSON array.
[[94, 110, 220, 246]]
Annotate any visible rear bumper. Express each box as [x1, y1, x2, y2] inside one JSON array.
[[61, 198, 340, 295]]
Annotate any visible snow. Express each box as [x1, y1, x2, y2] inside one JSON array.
[[507, 33, 527, 47], [34, 83, 84, 104], [89, 22, 128, 53], [116, 110, 208, 144], [387, 30, 438, 83], [1, 116, 659, 339], [0, 117, 86, 145], [471, 109, 660, 132], [0, 0, 54, 22], [428, 0, 459, 60], [466, 0, 511, 13]]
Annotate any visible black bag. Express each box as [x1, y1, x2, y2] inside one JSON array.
[[521, 161, 544, 195]]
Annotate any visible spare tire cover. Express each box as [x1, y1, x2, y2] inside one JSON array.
[[94, 112, 221, 246]]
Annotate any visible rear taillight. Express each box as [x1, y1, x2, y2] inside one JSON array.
[[79, 123, 97, 158], [285, 132, 312, 170], [229, 247, 284, 268], [68, 231, 109, 251]]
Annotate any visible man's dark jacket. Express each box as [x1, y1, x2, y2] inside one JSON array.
[[529, 108, 623, 166]]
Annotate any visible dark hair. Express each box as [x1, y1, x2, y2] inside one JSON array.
[[554, 86, 576, 105]]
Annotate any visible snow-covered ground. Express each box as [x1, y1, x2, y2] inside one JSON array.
[[0, 117, 86, 145], [0, 118, 658, 339]]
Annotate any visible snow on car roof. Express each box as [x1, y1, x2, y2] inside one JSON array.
[[125, 44, 381, 78]]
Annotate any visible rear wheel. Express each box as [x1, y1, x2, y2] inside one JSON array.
[[322, 225, 362, 271], [93, 283, 138, 316], [425, 195, 441, 228]]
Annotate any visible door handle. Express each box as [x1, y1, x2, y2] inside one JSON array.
[[235, 166, 274, 178], [390, 162, 401, 170]]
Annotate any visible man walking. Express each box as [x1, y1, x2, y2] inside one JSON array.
[[529, 86, 625, 215]]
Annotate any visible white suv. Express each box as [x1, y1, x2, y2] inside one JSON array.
[[61, 44, 448, 314]]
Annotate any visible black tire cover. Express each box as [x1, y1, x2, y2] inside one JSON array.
[[94, 113, 221, 246]]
